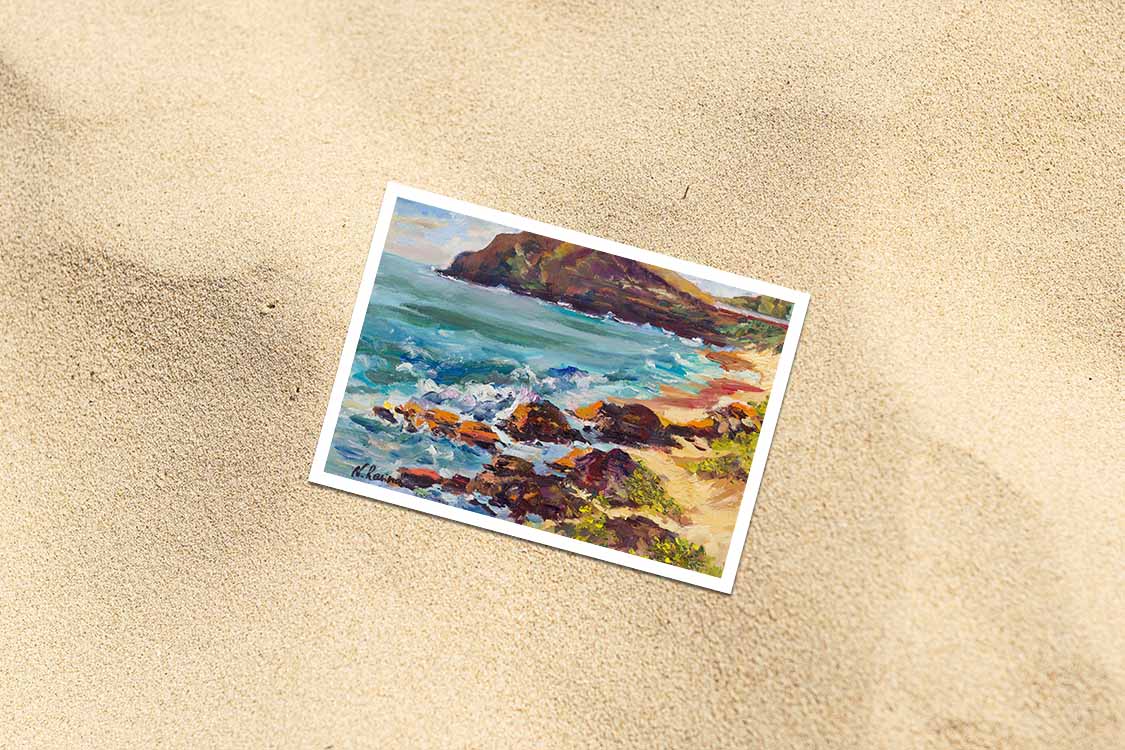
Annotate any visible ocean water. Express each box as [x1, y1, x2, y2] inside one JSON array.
[[326, 252, 748, 513]]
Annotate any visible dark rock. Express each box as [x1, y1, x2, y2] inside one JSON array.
[[441, 474, 471, 494], [371, 405, 397, 423], [504, 476, 576, 521], [467, 463, 581, 522], [397, 467, 442, 489], [574, 401, 670, 446], [603, 515, 677, 555], [567, 448, 639, 502], [465, 470, 502, 498], [498, 400, 583, 444], [488, 454, 535, 477]]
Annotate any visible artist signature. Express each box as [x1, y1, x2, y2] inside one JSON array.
[[351, 463, 391, 482]]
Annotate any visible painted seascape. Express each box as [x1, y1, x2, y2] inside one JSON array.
[[324, 196, 797, 578]]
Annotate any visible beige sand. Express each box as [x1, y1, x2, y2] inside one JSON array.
[[1, 2, 1122, 747], [625, 445, 744, 561]]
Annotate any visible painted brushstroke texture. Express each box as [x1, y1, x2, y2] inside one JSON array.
[[327, 202, 791, 575]]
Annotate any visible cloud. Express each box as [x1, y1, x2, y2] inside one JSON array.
[[395, 215, 445, 230], [384, 198, 516, 265]]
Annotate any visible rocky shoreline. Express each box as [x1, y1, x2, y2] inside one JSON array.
[[344, 232, 786, 575], [354, 366, 770, 575]]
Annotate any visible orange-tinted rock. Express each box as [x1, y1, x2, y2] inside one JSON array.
[[441, 474, 471, 493], [667, 415, 720, 440], [548, 447, 593, 472], [426, 407, 460, 427], [397, 467, 442, 489], [394, 401, 426, 432], [498, 400, 582, 444], [393, 401, 473, 440], [455, 420, 500, 449], [681, 417, 718, 431], [573, 400, 606, 421], [726, 402, 756, 419], [395, 401, 424, 418]]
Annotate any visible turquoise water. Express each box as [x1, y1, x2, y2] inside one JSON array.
[[326, 252, 743, 513]]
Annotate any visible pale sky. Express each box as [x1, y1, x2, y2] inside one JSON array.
[[385, 198, 516, 266], [684, 275, 757, 300]]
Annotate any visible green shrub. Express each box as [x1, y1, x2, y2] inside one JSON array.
[[623, 464, 682, 516], [690, 431, 760, 481], [719, 320, 786, 352], [570, 503, 612, 545], [649, 536, 721, 576], [691, 452, 743, 479]]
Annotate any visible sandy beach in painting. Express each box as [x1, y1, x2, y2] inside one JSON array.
[[321, 195, 798, 577], [624, 348, 778, 562]]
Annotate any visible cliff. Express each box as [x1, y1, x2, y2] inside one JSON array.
[[438, 231, 758, 346]]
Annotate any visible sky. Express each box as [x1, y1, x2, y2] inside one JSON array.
[[385, 198, 757, 299], [685, 274, 756, 300], [385, 199, 515, 266]]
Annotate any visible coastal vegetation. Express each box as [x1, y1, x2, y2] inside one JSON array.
[[719, 319, 787, 353], [368, 389, 767, 576], [649, 537, 722, 576], [689, 400, 768, 481], [726, 294, 794, 320], [690, 432, 760, 481], [622, 463, 682, 516]]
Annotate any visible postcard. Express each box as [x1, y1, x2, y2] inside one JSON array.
[[310, 183, 809, 592]]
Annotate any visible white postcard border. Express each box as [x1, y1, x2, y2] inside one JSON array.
[[310, 182, 810, 594]]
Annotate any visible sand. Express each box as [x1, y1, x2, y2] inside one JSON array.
[[624, 445, 744, 562], [1, 2, 1122, 747]]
